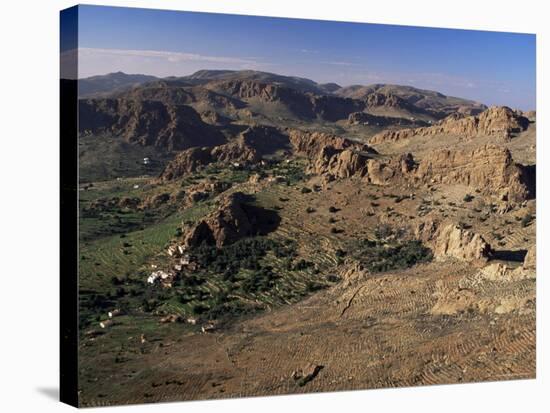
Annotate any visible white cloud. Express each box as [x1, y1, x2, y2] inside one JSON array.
[[61, 47, 267, 78], [320, 60, 355, 66], [298, 48, 320, 54], [77, 47, 259, 66]]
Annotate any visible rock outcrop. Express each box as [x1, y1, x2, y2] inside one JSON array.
[[309, 148, 370, 178], [213, 125, 290, 163], [209, 79, 365, 121], [79, 98, 226, 150], [160, 147, 214, 180], [182, 192, 281, 248], [289, 130, 375, 158], [433, 224, 492, 263], [288, 130, 377, 179], [414, 145, 535, 202], [415, 219, 492, 263], [365, 153, 416, 186], [369, 106, 529, 144], [363, 145, 534, 202], [183, 192, 254, 248], [523, 246, 536, 270], [160, 125, 290, 181], [363, 92, 419, 114]]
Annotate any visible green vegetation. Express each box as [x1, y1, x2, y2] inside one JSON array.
[[521, 213, 534, 228], [79, 134, 172, 182], [352, 239, 433, 273], [345, 225, 433, 274]]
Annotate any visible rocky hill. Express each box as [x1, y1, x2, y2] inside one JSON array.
[[335, 83, 487, 116], [111, 79, 246, 110], [77, 70, 487, 127], [79, 98, 226, 150], [78, 71, 158, 97], [370, 106, 529, 144], [379, 145, 534, 201], [182, 192, 279, 248]]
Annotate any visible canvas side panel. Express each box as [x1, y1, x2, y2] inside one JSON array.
[[60, 5, 79, 408]]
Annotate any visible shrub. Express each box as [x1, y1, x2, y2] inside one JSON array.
[[349, 239, 432, 273], [463, 194, 475, 202], [301, 187, 312, 194], [521, 214, 534, 228], [293, 259, 313, 271], [326, 274, 341, 283], [192, 304, 209, 315]]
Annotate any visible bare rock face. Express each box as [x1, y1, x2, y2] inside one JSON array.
[[212, 125, 290, 163], [433, 224, 492, 262], [365, 153, 416, 185], [183, 192, 254, 248], [141, 193, 171, 209], [361, 92, 427, 116], [309, 147, 370, 178], [211, 137, 260, 164], [178, 180, 232, 207], [415, 145, 535, 202], [369, 106, 529, 144], [79, 98, 226, 150], [365, 146, 534, 202], [475, 106, 530, 136], [415, 219, 491, 264], [289, 130, 374, 159], [159, 147, 214, 180], [160, 125, 290, 181], [414, 218, 440, 243], [524, 110, 536, 121], [523, 246, 536, 270], [184, 221, 217, 247], [288, 130, 377, 179]]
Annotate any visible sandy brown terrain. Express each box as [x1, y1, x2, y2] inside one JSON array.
[[79, 171, 535, 406], [76, 70, 536, 407]]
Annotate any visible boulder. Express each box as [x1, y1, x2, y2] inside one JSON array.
[[309, 147, 370, 178], [433, 224, 492, 262]]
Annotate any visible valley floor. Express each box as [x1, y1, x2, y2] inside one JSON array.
[[78, 174, 536, 407]]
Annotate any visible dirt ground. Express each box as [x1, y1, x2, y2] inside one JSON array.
[[79, 174, 536, 407]]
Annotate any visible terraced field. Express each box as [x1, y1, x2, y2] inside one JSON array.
[[79, 258, 535, 406], [78, 169, 536, 406]]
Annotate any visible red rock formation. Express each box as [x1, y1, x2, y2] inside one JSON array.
[[414, 145, 534, 202], [79, 98, 226, 150], [183, 192, 254, 248], [369, 106, 529, 144], [362, 146, 533, 202]]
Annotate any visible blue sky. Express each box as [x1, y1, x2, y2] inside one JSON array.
[[65, 5, 536, 109]]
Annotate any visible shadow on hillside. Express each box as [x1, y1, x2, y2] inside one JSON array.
[[492, 249, 527, 263], [243, 204, 282, 236]]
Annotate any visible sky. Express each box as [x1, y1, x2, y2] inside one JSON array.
[[62, 5, 536, 110]]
